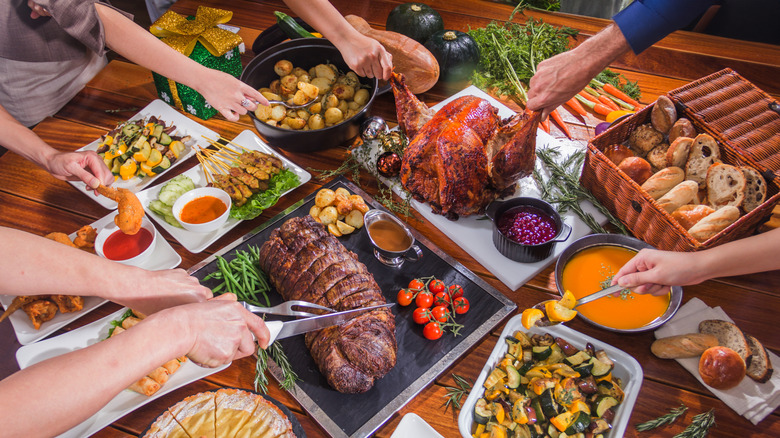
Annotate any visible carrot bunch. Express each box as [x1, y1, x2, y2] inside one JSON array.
[[574, 79, 643, 118]]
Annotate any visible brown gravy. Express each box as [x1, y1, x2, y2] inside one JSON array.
[[368, 220, 411, 252]]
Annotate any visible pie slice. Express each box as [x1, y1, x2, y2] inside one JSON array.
[[144, 410, 192, 438], [171, 392, 217, 438], [214, 388, 262, 437], [233, 395, 295, 438]]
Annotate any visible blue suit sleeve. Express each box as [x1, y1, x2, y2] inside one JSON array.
[[613, 0, 718, 54]]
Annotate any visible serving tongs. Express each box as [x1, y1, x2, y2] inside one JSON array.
[[242, 300, 335, 317]]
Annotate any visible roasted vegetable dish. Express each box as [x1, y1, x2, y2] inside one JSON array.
[[473, 330, 624, 438]]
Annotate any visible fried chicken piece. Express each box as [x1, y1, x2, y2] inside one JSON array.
[[45, 232, 78, 247], [96, 185, 143, 235], [22, 300, 58, 330], [73, 225, 97, 250], [50, 295, 85, 313], [0, 296, 46, 323]]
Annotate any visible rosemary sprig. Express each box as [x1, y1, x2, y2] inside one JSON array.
[[534, 147, 630, 235], [674, 409, 716, 438], [254, 342, 299, 393], [636, 404, 689, 431], [442, 374, 473, 412]]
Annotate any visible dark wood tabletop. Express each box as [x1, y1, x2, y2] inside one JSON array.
[[1, 1, 778, 437]]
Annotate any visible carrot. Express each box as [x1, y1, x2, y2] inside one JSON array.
[[549, 108, 572, 139], [578, 90, 600, 104], [598, 94, 621, 112], [602, 82, 642, 107], [575, 94, 612, 116], [540, 118, 550, 133], [565, 96, 588, 117]]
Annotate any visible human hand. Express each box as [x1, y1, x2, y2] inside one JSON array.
[[197, 70, 269, 122], [611, 248, 706, 295], [526, 50, 595, 120], [27, 1, 51, 19], [45, 150, 114, 190], [173, 294, 270, 368], [114, 268, 213, 316], [334, 34, 393, 80]]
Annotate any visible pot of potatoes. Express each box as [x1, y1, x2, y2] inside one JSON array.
[[241, 37, 386, 152]]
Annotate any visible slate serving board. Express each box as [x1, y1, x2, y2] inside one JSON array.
[[189, 176, 516, 437]]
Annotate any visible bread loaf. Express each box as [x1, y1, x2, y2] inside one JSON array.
[[641, 167, 685, 200], [647, 143, 670, 170], [671, 204, 715, 230], [698, 319, 752, 363], [745, 334, 773, 383], [740, 166, 767, 213], [618, 156, 653, 185], [668, 117, 697, 143], [629, 123, 664, 154], [651, 333, 720, 359], [651, 95, 677, 134], [686, 134, 721, 189], [666, 137, 693, 168], [656, 180, 699, 214], [699, 346, 746, 390], [688, 206, 740, 242], [603, 143, 635, 166], [706, 163, 746, 209]]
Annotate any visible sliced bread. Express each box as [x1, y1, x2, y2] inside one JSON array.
[[698, 319, 752, 365], [686, 134, 721, 189], [740, 167, 767, 213], [666, 136, 693, 168], [744, 334, 774, 383], [706, 163, 746, 209]]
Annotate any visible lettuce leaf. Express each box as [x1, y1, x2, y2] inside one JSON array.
[[229, 169, 301, 221]]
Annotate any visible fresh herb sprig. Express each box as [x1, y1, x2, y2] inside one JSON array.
[[255, 342, 299, 393], [442, 374, 473, 412], [534, 147, 630, 235], [675, 409, 716, 438], [202, 245, 271, 306], [490, 0, 561, 12], [636, 404, 689, 431]]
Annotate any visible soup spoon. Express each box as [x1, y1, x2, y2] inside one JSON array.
[[266, 95, 322, 110], [530, 284, 626, 327]]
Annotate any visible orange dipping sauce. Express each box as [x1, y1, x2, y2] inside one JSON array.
[[103, 227, 153, 261], [560, 245, 670, 330], [180, 196, 227, 224]]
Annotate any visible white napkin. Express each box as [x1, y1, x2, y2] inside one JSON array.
[[654, 298, 780, 424]]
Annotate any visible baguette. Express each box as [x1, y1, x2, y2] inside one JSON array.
[[651, 95, 677, 134], [672, 204, 715, 230], [686, 134, 721, 189], [651, 333, 720, 359], [656, 180, 699, 214], [698, 319, 752, 364], [641, 167, 685, 200], [745, 334, 774, 383], [688, 206, 740, 242], [706, 163, 746, 209], [740, 166, 767, 213]]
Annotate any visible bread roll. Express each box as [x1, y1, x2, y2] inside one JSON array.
[[629, 123, 664, 154], [706, 163, 746, 209], [698, 346, 746, 390], [672, 204, 715, 230], [651, 333, 720, 359], [647, 143, 670, 170], [618, 156, 653, 185], [740, 166, 767, 213], [688, 206, 740, 242], [686, 134, 721, 189], [656, 180, 699, 214], [641, 167, 685, 200], [603, 143, 635, 166], [666, 136, 693, 168], [651, 95, 677, 134], [669, 117, 697, 143]]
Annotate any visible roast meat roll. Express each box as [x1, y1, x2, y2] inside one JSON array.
[[258, 215, 397, 393]]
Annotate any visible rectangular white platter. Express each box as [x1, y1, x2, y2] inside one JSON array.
[[16, 308, 228, 438], [135, 129, 311, 253], [0, 213, 180, 346], [68, 99, 218, 209], [358, 86, 607, 290], [458, 315, 643, 437]]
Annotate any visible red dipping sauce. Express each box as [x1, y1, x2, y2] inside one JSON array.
[[103, 227, 153, 261], [496, 206, 558, 245]]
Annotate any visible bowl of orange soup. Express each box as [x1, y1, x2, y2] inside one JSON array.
[[172, 187, 231, 233], [554, 234, 682, 333], [95, 215, 157, 267]]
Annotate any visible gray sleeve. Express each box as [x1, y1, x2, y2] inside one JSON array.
[[36, 0, 133, 56]]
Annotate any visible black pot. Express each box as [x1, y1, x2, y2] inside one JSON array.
[[485, 197, 571, 263], [240, 38, 388, 152]]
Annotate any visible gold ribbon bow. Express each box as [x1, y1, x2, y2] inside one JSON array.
[[150, 6, 242, 57]]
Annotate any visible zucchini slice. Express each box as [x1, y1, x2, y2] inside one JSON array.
[[563, 351, 591, 367], [474, 398, 493, 425], [532, 345, 553, 361], [595, 395, 619, 418], [506, 335, 523, 359], [151, 156, 171, 174], [564, 411, 591, 435], [506, 365, 521, 389]]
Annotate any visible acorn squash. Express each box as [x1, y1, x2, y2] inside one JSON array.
[[423, 30, 480, 82], [385, 3, 444, 45]]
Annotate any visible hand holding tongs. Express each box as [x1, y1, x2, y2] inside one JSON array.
[[242, 300, 335, 317]]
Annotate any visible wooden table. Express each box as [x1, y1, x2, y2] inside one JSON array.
[[1, 1, 778, 437]]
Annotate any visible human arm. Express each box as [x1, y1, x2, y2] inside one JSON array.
[[612, 227, 780, 295], [0, 103, 114, 189], [0, 294, 269, 438], [1, 226, 212, 315], [282, 0, 393, 80]]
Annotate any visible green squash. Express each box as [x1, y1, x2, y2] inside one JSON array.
[[385, 3, 444, 45], [424, 30, 480, 82]]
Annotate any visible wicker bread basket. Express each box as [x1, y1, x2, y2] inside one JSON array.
[[581, 68, 780, 251]]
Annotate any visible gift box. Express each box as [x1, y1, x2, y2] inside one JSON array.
[[580, 68, 780, 251], [149, 6, 244, 120]]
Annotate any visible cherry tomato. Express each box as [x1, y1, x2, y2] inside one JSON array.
[[415, 291, 434, 308], [434, 291, 450, 306], [453, 296, 470, 314], [397, 289, 414, 306], [423, 322, 443, 340], [413, 307, 431, 325], [408, 278, 425, 291], [431, 305, 449, 322], [428, 279, 446, 294], [447, 284, 464, 299]]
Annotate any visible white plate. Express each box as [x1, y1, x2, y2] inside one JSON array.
[[357, 86, 607, 290], [391, 413, 444, 438], [457, 316, 643, 438], [0, 215, 179, 346], [16, 308, 228, 438], [68, 100, 218, 209], [136, 129, 311, 254]]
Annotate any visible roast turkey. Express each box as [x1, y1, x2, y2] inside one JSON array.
[[258, 215, 396, 393], [391, 73, 541, 219]]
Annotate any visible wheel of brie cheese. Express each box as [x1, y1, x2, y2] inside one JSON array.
[[143, 388, 297, 438]]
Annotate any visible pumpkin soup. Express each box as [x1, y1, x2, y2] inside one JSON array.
[[560, 245, 670, 330]]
